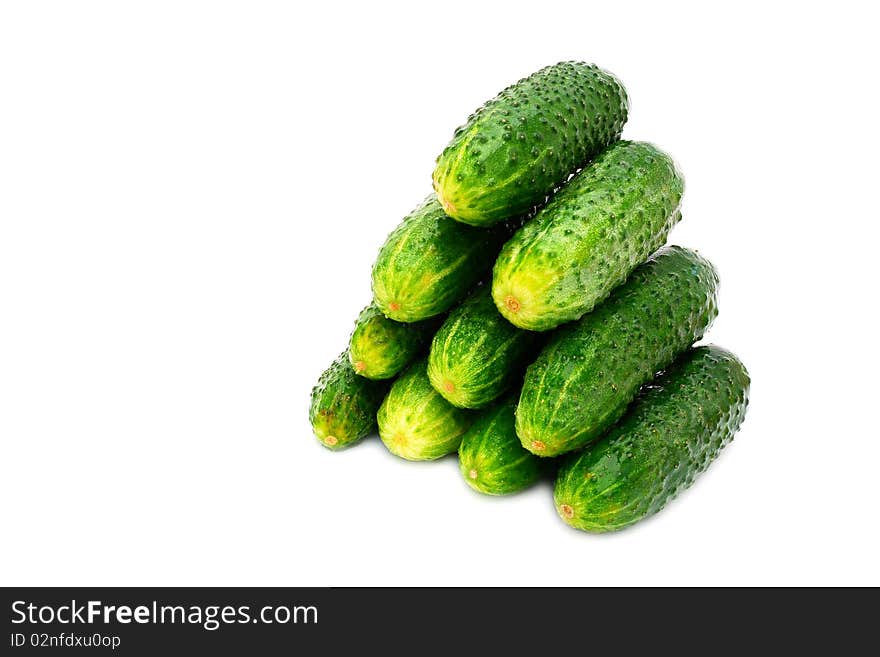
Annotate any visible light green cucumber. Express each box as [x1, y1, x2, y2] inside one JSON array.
[[349, 304, 438, 380], [371, 195, 511, 322], [377, 358, 474, 461], [427, 285, 541, 409]]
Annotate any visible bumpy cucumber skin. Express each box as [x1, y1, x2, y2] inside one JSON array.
[[516, 246, 718, 457], [554, 346, 750, 532], [377, 358, 474, 461], [492, 141, 684, 331], [348, 304, 438, 380], [371, 195, 510, 322], [309, 351, 389, 450], [458, 396, 547, 495], [433, 62, 628, 226], [427, 285, 541, 409]]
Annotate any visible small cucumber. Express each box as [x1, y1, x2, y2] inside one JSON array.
[[458, 396, 547, 495], [554, 345, 750, 532], [516, 246, 718, 457], [349, 304, 438, 380], [309, 351, 389, 450], [372, 195, 511, 322], [377, 358, 474, 461], [427, 285, 541, 409]]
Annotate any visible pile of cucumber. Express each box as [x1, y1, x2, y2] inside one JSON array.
[[309, 62, 750, 533]]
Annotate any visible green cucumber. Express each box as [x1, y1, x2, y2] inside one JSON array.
[[516, 246, 718, 457], [349, 304, 438, 380], [554, 345, 750, 532], [377, 358, 474, 461], [492, 141, 684, 331], [371, 195, 510, 322], [309, 351, 389, 450], [433, 61, 628, 226], [427, 285, 541, 408], [458, 396, 547, 495]]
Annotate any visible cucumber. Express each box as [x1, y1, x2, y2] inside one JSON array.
[[309, 351, 389, 450], [458, 395, 547, 495], [377, 358, 474, 461], [372, 195, 511, 322], [516, 246, 718, 457], [433, 61, 628, 226], [349, 304, 438, 380], [492, 141, 684, 331], [427, 285, 541, 409], [554, 345, 750, 532]]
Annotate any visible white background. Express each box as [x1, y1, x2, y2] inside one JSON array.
[[2, 1, 878, 586]]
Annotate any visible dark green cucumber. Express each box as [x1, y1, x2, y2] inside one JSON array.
[[309, 351, 389, 450], [433, 61, 628, 226], [492, 141, 684, 331], [377, 358, 474, 461], [458, 395, 547, 495], [427, 285, 541, 409], [554, 345, 750, 532], [516, 246, 718, 457], [349, 304, 438, 380], [371, 195, 510, 322]]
